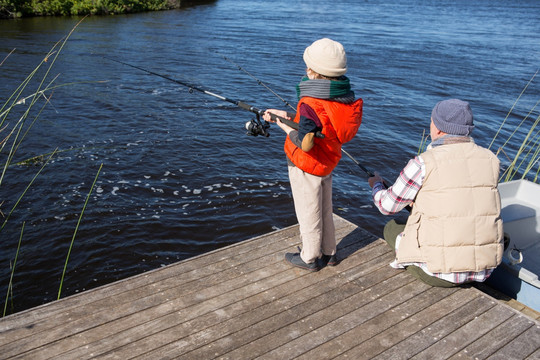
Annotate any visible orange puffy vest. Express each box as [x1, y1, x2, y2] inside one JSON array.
[[284, 97, 363, 176]]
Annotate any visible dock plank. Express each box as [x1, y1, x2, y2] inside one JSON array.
[[448, 313, 538, 360], [0, 215, 538, 360], [411, 304, 516, 359]]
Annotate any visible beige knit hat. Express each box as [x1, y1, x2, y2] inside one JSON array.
[[303, 38, 347, 77]]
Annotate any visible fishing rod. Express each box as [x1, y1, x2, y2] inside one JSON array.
[[102, 56, 323, 139], [221, 54, 413, 214], [219, 54, 381, 178]]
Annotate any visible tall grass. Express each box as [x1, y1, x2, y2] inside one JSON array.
[[3, 222, 24, 317], [489, 71, 540, 183], [1, 18, 102, 316], [58, 163, 102, 300]]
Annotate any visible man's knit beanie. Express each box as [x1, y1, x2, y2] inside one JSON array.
[[431, 99, 475, 136], [303, 38, 347, 77]]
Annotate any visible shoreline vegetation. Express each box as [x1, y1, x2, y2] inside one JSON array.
[[0, 19, 105, 316], [0, 0, 215, 18]]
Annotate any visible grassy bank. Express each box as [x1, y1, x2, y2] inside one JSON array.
[[0, 0, 216, 18]]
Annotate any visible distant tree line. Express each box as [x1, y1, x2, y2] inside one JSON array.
[[0, 0, 183, 18]]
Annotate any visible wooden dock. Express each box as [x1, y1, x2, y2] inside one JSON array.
[[1, 215, 539, 359]]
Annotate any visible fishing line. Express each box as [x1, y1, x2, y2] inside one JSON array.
[[101, 56, 323, 139], [218, 53, 296, 112]]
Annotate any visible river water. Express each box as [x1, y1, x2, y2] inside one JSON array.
[[0, 0, 539, 314]]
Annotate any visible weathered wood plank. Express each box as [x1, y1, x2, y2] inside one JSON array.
[[3, 250, 292, 358], [368, 291, 496, 360], [411, 304, 516, 359], [335, 288, 483, 359], [251, 278, 431, 360], [447, 313, 536, 360], [526, 348, 540, 360], [210, 272, 417, 360], [295, 286, 461, 360], [487, 324, 540, 360], [123, 233, 389, 359], [0, 215, 539, 360]]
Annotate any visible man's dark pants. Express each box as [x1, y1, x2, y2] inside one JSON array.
[[383, 219, 459, 288]]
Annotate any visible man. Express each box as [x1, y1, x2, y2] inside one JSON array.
[[368, 99, 503, 287]]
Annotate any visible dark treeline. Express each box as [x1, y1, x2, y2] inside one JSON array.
[[0, 0, 214, 18]]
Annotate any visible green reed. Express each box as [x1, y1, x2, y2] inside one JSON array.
[[489, 71, 540, 183], [58, 163, 102, 300], [417, 128, 428, 155], [1, 17, 102, 316], [3, 222, 24, 317]]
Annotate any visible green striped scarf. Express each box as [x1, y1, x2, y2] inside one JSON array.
[[295, 76, 355, 103]]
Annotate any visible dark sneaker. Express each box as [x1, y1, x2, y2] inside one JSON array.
[[321, 254, 339, 267], [284, 252, 320, 272]]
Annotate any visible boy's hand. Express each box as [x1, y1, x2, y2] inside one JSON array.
[[263, 109, 289, 123]]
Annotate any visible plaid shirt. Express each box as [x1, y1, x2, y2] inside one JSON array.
[[372, 155, 493, 284]]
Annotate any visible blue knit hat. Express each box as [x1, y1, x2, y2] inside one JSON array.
[[431, 99, 475, 136]]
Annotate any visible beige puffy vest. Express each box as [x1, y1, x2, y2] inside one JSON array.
[[397, 142, 504, 273]]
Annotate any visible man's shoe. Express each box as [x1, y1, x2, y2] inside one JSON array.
[[321, 254, 339, 267], [284, 252, 320, 272]]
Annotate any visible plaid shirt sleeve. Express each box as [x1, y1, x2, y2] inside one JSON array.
[[372, 156, 424, 215]]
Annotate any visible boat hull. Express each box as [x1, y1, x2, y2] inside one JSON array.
[[486, 179, 540, 312]]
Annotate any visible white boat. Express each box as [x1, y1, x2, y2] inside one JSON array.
[[486, 179, 540, 312]]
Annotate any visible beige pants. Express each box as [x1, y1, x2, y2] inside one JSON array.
[[288, 166, 336, 264]]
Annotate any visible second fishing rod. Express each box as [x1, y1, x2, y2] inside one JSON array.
[[220, 53, 412, 215], [102, 56, 323, 140], [219, 54, 379, 177]]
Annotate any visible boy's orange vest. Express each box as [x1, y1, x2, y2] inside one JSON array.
[[284, 96, 363, 176]]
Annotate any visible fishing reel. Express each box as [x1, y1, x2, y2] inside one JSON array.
[[245, 114, 270, 137]]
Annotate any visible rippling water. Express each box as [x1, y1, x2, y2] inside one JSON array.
[[1, 0, 539, 314]]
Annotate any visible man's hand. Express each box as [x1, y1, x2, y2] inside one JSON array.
[[368, 172, 384, 188]]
